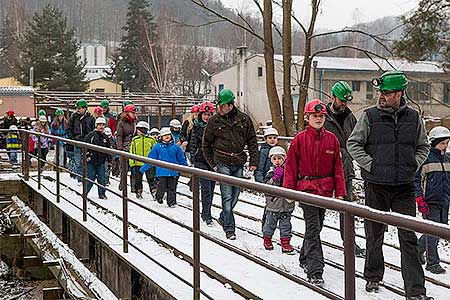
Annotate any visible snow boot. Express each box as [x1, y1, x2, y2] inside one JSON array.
[[136, 190, 143, 199], [263, 236, 274, 250], [406, 295, 434, 300], [280, 237, 295, 254], [426, 264, 446, 274], [365, 281, 380, 293], [308, 274, 324, 287]]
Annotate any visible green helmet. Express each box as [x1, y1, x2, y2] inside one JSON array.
[[55, 108, 64, 116], [331, 81, 353, 101], [38, 109, 46, 116], [217, 89, 235, 105], [101, 99, 110, 109], [76, 99, 88, 108], [124, 100, 133, 106], [372, 70, 408, 91]]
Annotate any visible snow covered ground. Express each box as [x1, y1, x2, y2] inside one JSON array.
[[13, 171, 450, 300]]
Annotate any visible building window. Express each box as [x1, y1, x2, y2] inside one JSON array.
[[366, 81, 374, 100], [95, 88, 105, 92], [352, 81, 361, 92], [258, 66, 263, 77], [218, 84, 224, 92], [408, 82, 431, 102], [444, 83, 450, 103]]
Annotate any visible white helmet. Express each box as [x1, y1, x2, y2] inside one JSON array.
[[159, 127, 172, 137], [104, 127, 112, 137], [169, 119, 182, 128], [149, 128, 160, 135], [264, 127, 279, 137], [429, 126, 450, 143], [38, 115, 47, 122], [95, 117, 106, 126], [269, 146, 286, 157], [9, 125, 18, 130], [136, 121, 150, 130]]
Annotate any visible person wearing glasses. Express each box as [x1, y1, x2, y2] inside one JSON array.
[[347, 71, 432, 300]]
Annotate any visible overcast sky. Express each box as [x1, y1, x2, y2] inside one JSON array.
[[220, 0, 419, 29]]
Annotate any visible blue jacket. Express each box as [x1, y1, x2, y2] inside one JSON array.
[[254, 142, 273, 183], [140, 140, 188, 177], [415, 147, 450, 204]]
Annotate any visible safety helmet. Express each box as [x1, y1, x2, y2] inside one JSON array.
[[269, 146, 286, 157], [217, 89, 235, 105], [76, 99, 88, 108], [159, 127, 172, 137], [104, 127, 112, 137], [7, 109, 15, 116], [94, 106, 104, 115], [191, 105, 199, 113], [304, 99, 327, 115], [38, 115, 47, 122], [55, 108, 64, 116], [169, 119, 182, 128], [331, 81, 353, 101], [264, 127, 279, 137], [9, 125, 18, 131], [95, 117, 106, 126], [124, 100, 133, 106], [136, 121, 150, 130], [372, 70, 408, 91], [38, 109, 47, 116], [149, 128, 160, 135], [429, 126, 450, 143], [199, 101, 215, 113], [123, 104, 136, 113], [101, 99, 110, 109]]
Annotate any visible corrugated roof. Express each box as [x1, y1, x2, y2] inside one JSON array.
[[270, 55, 445, 73], [0, 86, 34, 94]]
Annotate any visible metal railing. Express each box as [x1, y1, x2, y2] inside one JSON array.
[[7, 129, 450, 300]]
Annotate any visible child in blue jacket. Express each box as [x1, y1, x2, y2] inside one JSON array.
[[140, 127, 188, 207]]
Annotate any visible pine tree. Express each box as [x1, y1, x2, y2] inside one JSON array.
[[17, 5, 87, 91], [0, 17, 19, 78], [113, 0, 160, 92]]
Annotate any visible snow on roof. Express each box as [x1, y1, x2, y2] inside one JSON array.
[[0, 86, 34, 94], [271, 55, 445, 73]]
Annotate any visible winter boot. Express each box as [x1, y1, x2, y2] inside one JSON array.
[[263, 236, 274, 250], [406, 295, 434, 300], [308, 273, 324, 287], [136, 190, 143, 199], [280, 237, 295, 254], [426, 264, 446, 274], [365, 281, 380, 293]]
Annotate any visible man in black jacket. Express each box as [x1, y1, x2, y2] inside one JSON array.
[[324, 81, 364, 257], [84, 117, 111, 199], [67, 99, 95, 184]]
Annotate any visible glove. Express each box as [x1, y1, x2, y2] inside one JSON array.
[[272, 166, 283, 181], [416, 196, 429, 215]]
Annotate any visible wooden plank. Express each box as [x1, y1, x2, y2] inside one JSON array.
[[43, 287, 64, 300]]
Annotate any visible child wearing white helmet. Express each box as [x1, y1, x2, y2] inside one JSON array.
[[255, 127, 279, 183], [262, 145, 295, 254], [140, 127, 188, 207], [6, 125, 20, 164], [32, 114, 51, 171], [129, 121, 157, 199], [169, 119, 183, 143]]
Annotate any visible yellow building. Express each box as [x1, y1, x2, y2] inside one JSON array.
[[0, 77, 23, 87], [87, 78, 122, 93]]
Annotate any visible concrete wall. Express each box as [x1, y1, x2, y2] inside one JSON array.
[[0, 95, 34, 117]]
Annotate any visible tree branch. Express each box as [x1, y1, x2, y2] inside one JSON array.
[[167, 18, 225, 28], [271, 0, 307, 35]]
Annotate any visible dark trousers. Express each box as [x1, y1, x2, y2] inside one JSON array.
[[364, 182, 425, 297], [418, 203, 449, 266], [299, 204, 326, 277], [86, 163, 106, 196], [156, 176, 177, 206], [38, 147, 49, 170], [131, 166, 158, 193], [339, 180, 353, 241], [195, 162, 216, 222]]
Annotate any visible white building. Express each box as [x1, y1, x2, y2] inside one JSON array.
[[79, 44, 111, 81], [211, 52, 450, 124]]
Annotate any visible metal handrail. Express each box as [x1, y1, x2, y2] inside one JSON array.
[[12, 129, 450, 300]]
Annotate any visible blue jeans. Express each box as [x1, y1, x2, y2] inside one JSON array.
[[8, 150, 18, 163], [196, 162, 216, 222], [217, 164, 243, 233], [86, 163, 106, 196], [74, 146, 82, 182], [418, 203, 449, 266]]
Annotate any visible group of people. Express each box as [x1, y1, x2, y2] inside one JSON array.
[[2, 70, 447, 300]]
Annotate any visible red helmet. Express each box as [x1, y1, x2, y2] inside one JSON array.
[[94, 106, 104, 115], [191, 105, 199, 113], [124, 104, 136, 113], [304, 99, 327, 115], [6, 109, 15, 116], [199, 101, 215, 113]]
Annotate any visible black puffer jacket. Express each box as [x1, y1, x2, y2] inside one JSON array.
[[67, 111, 95, 141], [190, 118, 208, 166], [202, 107, 258, 168], [84, 130, 111, 166]]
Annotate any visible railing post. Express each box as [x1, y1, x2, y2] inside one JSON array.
[[55, 139, 60, 203], [344, 212, 356, 300], [23, 131, 30, 181], [192, 175, 200, 300], [37, 135, 41, 190], [158, 105, 162, 129], [120, 155, 129, 253], [82, 146, 87, 221]]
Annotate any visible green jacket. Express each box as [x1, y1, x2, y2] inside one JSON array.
[[129, 135, 157, 167]]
